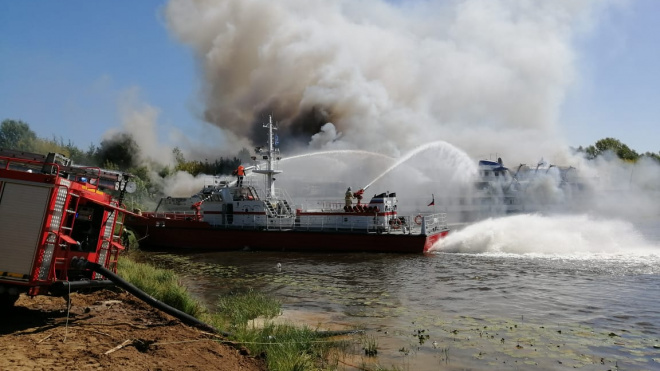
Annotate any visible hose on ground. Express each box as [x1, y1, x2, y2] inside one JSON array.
[[69, 257, 362, 340], [70, 257, 227, 336]]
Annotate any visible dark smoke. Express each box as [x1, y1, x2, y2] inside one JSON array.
[[164, 0, 602, 160], [96, 132, 140, 170]]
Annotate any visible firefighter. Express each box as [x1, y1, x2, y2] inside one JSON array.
[[235, 165, 245, 187], [353, 188, 364, 206], [345, 187, 354, 208]]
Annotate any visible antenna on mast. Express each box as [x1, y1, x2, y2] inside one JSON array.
[[252, 115, 283, 199]]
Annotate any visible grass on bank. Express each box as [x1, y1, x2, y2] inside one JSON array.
[[117, 257, 203, 318], [116, 253, 349, 371], [217, 288, 281, 326]]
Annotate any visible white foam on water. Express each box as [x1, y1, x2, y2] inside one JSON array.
[[432, 213, 660, 259]]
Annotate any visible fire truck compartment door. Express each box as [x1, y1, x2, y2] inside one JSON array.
[[0, 182, 51, 279]]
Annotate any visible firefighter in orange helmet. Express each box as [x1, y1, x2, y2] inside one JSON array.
[[236, 165, 245, 187], [353, 188, 364, 206]]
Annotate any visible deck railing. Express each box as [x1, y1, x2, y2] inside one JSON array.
[[144, 210, 449, 236]]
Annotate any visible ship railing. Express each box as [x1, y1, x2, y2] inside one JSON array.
[[293, 216, 382, 233], [297, 199, 366, 212], [264, 215, 296, 231], [387, 215, 425, 235], [292, 214, 442, 235], [213, 213, 295, 231], [418, 212, 448, 235], [302, 200, 345, 211], [143, 211, 199, 221]]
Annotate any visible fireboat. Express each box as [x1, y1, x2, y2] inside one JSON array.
[[125, 117, 450, 253]]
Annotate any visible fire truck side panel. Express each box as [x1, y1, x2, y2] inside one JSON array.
[[0, 181, 52, 281]]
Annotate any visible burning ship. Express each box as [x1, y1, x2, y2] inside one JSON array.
[[125, 117, 449, 253]]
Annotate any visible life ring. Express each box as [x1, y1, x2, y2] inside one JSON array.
[[390, 218, 401, 229], [414, 214, 423, 225]]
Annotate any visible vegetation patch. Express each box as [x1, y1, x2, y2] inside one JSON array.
[[217, 289, 281, 327], [117, 254, 203, 318], [117, 254, 354, 371]]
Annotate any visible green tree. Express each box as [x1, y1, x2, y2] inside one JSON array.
[[63, 139, 92, 164], [0, 119, 37, 151], [643, 151, 660, 163], [584, 137, 639, 161], [172, 147, 185, 165]]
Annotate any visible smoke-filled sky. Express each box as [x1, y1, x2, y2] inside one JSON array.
[[1, 0, 658, 164]]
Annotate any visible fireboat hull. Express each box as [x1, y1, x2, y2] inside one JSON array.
[[126, 216, 448, 254]]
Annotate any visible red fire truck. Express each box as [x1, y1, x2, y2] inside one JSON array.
[[0, 149, 135, 310]]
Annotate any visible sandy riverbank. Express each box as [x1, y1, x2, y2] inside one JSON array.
[[0, 289, 266, 371]]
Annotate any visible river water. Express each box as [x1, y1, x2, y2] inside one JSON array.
[[142, 214, 660, 370]]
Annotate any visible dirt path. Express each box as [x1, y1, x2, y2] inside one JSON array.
[[0, 290, 266, 371]]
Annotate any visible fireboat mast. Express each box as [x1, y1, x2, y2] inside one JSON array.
[[252, 115, 282, 199]]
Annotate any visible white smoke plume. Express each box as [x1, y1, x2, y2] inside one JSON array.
[[575, 153, 660, 218], [101, 87, 176, 167], [159, 170, 208, 197], [119, 88, 175, 166], [156, 0, 660, 221], [164, 0, 602, 160], [104, 87, 249, 171]]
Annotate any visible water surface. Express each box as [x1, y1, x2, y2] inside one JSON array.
[[144, 215, 660, 370]]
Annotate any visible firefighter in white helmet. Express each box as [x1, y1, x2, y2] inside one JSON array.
[[345, 187, 354, 208]]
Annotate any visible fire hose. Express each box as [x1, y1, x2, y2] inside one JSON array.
[[68, 257, 362, 338], [69, 256, 223, 335]]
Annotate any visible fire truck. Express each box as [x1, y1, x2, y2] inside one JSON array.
[[0, 149, 135, 310]]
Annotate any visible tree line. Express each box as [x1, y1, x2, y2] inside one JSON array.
[[574, 137, 660, 162], [2, 118, 658, 205], [0, 119, 247, 175], [4, 118, 657, 166], [0, 119, 250, 208]]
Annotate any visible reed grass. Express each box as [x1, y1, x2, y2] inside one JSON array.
[[213, 290, 345, 370], [216, 289, 281, 326], [361, 334, 379, 357], [116, 255, 203, 318], [233, 322, 319, 371]]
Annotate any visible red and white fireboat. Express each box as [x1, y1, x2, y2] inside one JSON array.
[[125, 117, 449, 253]]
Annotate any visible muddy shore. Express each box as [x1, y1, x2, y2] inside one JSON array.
[[0, 290, 266, 371]]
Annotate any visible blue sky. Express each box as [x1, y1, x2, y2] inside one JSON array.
[[0, 1, 198, 149], [1, 0, 658, 154], [560, 0, 659, 154]]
